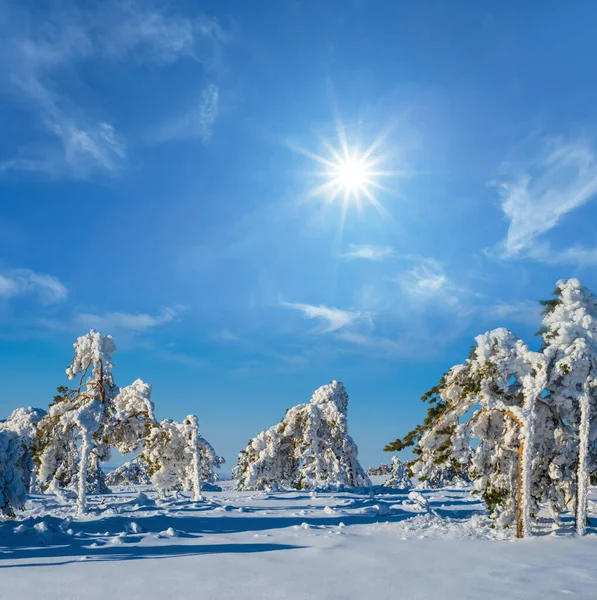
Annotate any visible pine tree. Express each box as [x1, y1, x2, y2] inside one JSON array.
[[384, 278, 597, 537], [386, 328, 548, 537], [0, 430, 32, 516], [33, 331, 155, 512], [0, 407, 46, 492], [539, 279, 597, 534], [233, 381, 371, 491], [141, 415, 215, 500], [383, 456, 412, 489], [105, 456, 151, 487]]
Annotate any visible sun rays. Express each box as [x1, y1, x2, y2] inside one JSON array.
[[290, 117, 398, 225]]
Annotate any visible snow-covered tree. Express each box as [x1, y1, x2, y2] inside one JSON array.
[[142, 415, 217, 500], [109, 431, 224, 490], [33, 331, 155, 512], [384, 278, 597, 537], [383, 457, 412, 490], [109, 379, 155, 455], [0, 407, 46, 442], [366, 463, 391, 476], [34, 385, 105, 497], [197, 433, 226, 484], [387, 329, 548, 537], [0, 430, 32, 516], [0, 407, 46, 492], [539, 279, 597, 535], [233, 381, 371, 491], [105, 456, 151, 487]]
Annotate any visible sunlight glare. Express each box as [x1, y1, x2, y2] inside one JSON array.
[[290, 118, 396, 223]]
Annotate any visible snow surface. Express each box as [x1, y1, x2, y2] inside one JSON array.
[[1, 484, 597, 599]]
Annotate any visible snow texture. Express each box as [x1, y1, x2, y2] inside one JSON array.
[[384, 457, 412, 490], [0, 430, 31, 515], [0, 485, 596, 600], [234, 381, 370, 491], [142, 415, 222, 498]]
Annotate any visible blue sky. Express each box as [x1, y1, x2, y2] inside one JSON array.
[[2, 0, 597, 470]]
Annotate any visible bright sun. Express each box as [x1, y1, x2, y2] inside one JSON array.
[[290, 118, 395, 221], [329, 152, 373, 198]]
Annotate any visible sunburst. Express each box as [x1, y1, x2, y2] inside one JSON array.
[[291, 118, 396, 221]]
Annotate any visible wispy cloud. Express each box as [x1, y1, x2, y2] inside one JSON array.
[[335, 330, 408, 354], [154, 83, 219, 143], [212, 328, 240, 342], [0, 1, 225, 178], [340, 244, 394, 261], [72, 306, 184, 332], [483, 300, 541, 327], [539, 245, 597, 266], [37, 305, 184, 340], [157, 349, 208, 368], [393, 256, 465, 307], [490, 137, 597, 261], [280, 301, 370, 333], [0, 269, 68, 304]]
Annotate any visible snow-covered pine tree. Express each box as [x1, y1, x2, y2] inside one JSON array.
[[105, 456, 152, 487], [34, 384, 110, 499], [383, 456, 412, 489], [0, 429, 32, 516], [366, 463, 392, 476], [197, 433, 226, 484], [108, 379, 155, 456], [142, 415, 215, 500], [0, 407, 47, 442], [539, 279, 597, 535], [233, 380, 371, 491], [388, 328, 548, 537], [0, 407, 46, 492], [109, 432, 224, 489], [384, 365, 472, 488], [33, 331, 155, 512]]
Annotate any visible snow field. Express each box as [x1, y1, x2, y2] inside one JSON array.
[[1, 485, 596, 599]]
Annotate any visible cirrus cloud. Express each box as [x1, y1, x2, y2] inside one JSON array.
[[0, 269, 68, 304]]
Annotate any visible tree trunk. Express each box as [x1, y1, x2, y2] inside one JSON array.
[[504, 409, 529, 539], [189, 416, 202, 501], [576, 390, 590, 536]]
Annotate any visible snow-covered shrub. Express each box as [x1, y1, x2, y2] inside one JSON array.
[[366, 463, 391, 476], [197, 433, 226, 484], [0, 430, 32, 516], [0, 407, 46, 442], [106, 457, 151, 487], [109, 379, 155, 455], [384, 457, 412, 489], [233, 380, 371, 491], [0, 407, 46, 492], [142, 415, 221, 500]]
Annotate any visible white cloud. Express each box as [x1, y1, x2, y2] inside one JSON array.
[[198, 84, 219, 141], [491, 137, 597, 260], [154, 83, 219, 143], [72, 306, 182, 332], [0, 1, 225, 178], [340, 244, 394, 261], [0, 269, 68, 304], [540, 245, 597, 266], [394, 256, 463, 307], [280, 301, 369, 333]]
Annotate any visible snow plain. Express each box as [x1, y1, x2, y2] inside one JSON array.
[[1, 479, 596, 599]]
